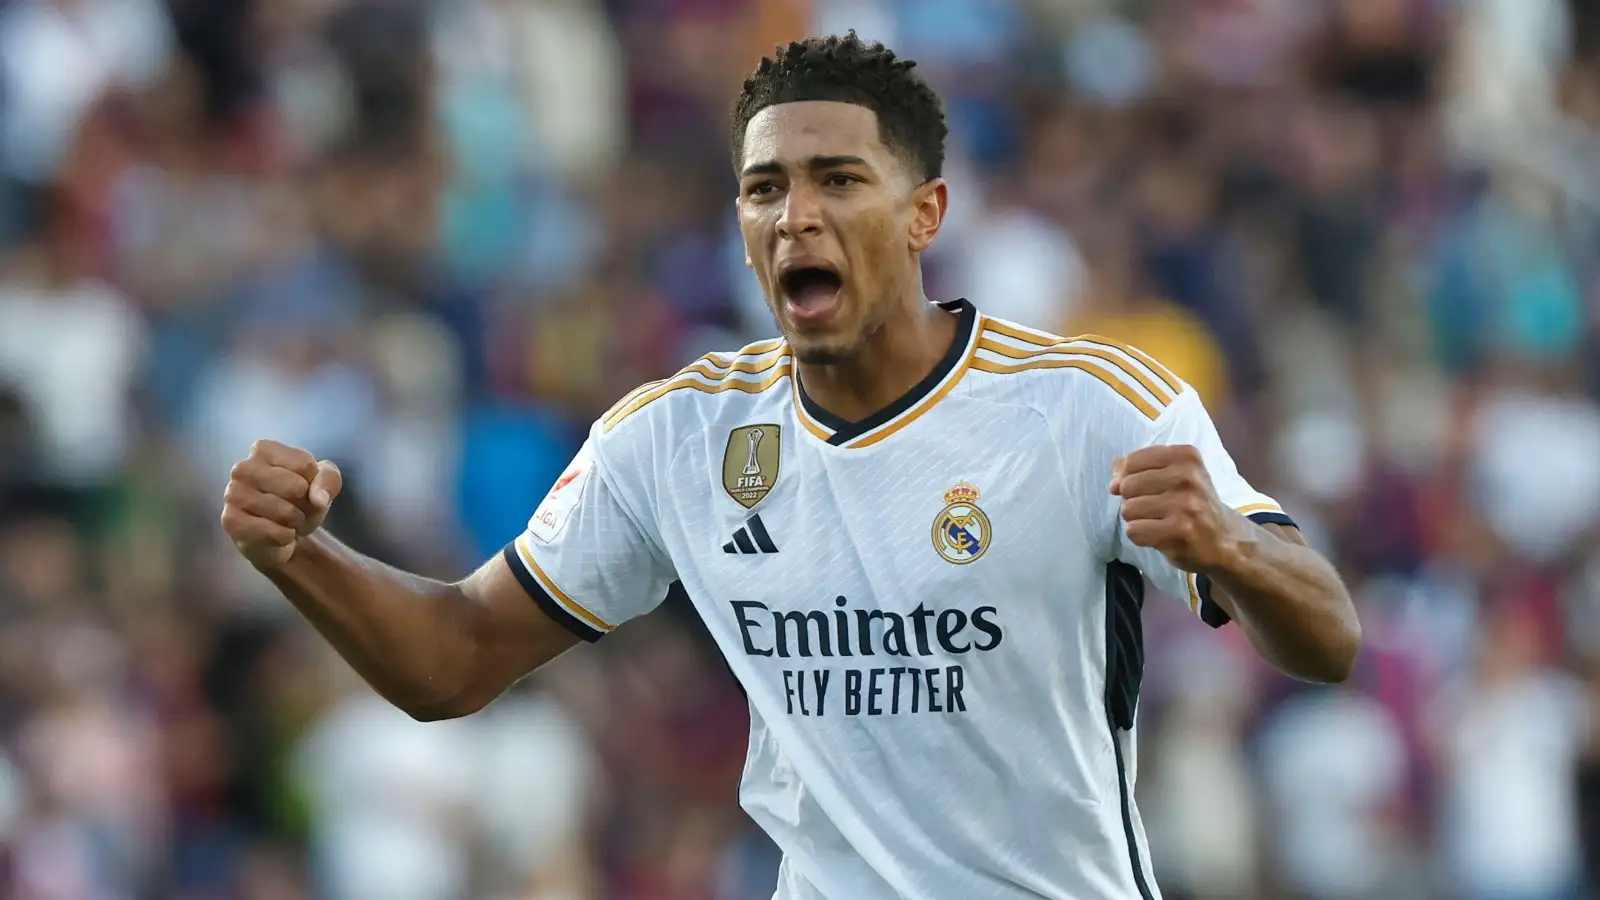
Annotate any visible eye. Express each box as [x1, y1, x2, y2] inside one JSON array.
[[746, 181, 779, 198], [825, 173, 859, 188]]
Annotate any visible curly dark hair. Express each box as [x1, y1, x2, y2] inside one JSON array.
[[730, 32, 948, 183]]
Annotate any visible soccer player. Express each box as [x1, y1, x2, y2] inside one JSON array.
[[220, 33, 1360, 900]]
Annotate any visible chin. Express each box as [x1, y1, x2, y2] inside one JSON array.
[[782, 316, 885, 367], [783, 327, 859, 366], [793, 345, 850, 366], [771, 299, 879, 366]]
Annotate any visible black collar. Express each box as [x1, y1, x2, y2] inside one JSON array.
[[796, 299, 977, 446]]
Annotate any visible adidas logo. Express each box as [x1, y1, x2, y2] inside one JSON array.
[[723, 514, 779, 554]]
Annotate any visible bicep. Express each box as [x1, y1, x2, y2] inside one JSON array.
[[419, 554, 588, 714], [444, 553, 585, 715], [451, 510, 688, 714]]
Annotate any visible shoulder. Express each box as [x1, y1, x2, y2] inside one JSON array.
[[968, 314, 1188, 426], [596, 336, 793, 446]]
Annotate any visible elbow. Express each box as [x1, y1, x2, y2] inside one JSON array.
[[1299, 617, 1363, 685], [404, 702, 464, 723], [397, 685, 488, 723], [402, 695, 481, 723]]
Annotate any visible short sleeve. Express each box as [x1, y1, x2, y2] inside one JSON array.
[[502, 423, 676, 642], [1113, 388, 1296, 628]]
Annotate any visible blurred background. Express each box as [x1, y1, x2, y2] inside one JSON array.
[[0, 0, 1598, 897]]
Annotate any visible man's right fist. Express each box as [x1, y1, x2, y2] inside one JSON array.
[[220, 440, 343, 570]]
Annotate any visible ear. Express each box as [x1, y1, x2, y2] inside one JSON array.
[[907, 178, 948, 254]]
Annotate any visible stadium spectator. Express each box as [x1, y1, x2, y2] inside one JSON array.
[[0, 0, 1596, 896]]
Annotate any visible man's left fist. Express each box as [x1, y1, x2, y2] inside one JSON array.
[[1110, 445, 1244, 574]]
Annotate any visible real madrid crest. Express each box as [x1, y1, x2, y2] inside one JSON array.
[[932, 481, 991, 565], [723, 424, 781, 509]]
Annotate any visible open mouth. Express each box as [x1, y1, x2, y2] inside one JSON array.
[[778, 265, 844, 320]]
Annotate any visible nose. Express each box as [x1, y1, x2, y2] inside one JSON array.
[[776, 183, 823, 240]]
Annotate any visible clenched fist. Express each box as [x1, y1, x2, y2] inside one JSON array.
[[1110, 444, 1244, 573], [220, 440, 343, 570]]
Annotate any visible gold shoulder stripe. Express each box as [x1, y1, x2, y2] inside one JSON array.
[[982, 318, 1067, 347], [602, 352, 788, 430], [977, 336, 1174, 407], [739, 337, 786, 356], [680, 353, 788, 382], [604, 361, 792, 432], [603, 378, 667, 422], [971, 356, 1159, 420], [1072, 333, 1182, 396], [984, 320, 1185, 399], [704, 338, 785, 369]]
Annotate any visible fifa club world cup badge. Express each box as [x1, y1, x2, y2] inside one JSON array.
[[723, 424, 781, 509], [932, 481, 991, 565]]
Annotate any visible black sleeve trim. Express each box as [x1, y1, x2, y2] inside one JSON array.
[[1196, 511, 1300, 629], [500, 544, 604, 643], [1246, 511, 1297, 529], [1196, 576, 1230, 629]]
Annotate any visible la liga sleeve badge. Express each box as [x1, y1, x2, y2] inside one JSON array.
[[529, 441, 596, 543]]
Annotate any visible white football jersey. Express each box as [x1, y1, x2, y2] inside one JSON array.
[[505, 300, 1293, 900]]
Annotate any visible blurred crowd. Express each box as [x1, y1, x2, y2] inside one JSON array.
[[1, 0, 1599, 898]]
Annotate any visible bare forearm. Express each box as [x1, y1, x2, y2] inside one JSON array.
[[1203, 523, 1360, 683], [260, 531, 477, 714]]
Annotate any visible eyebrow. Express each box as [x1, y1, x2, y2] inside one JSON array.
[[740, 155, 870, 178]]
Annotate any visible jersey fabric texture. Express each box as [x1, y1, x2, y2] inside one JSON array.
[[504, 299, 1294, 900]]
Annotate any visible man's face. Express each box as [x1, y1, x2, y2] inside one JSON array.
[[737, 101, 944, 364]]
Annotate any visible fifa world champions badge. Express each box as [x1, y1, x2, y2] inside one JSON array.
[[932, 481, 991, 565], [723, 424, 782, 509]]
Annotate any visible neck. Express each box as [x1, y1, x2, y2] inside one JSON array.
[[798, 293, 960, 423]]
